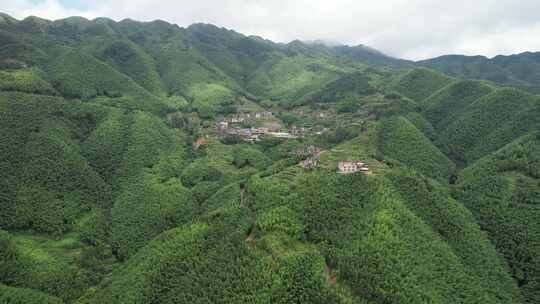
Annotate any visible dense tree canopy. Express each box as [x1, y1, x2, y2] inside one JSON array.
[[0, 13, 539, 304]]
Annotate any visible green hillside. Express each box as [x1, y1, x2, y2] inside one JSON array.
[[0, 68, 56, 95], [422, 80, 493, 131], [290, 172, 517, 303], [404, 111, 437, 141], [390, 68, 454, 101], [454, 133, 540, 303], [307, 71, 378, 104], [418, 52, 540, 91], [376, 116, 456, 180], [437, 88, 540, 163], [247, 54, 350, 104], [385, 169, 523, 303], [0, 13, 539, 304], [0, 284, 63, 304], [0, 92, 111, 235], [95, 39, 166, 96]]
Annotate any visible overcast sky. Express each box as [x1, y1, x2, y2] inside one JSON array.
[[4, 0, 540, 60]]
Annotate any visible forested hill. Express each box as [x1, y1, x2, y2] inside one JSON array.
[[417, 52, 540, 93], [0, 13, 401, 105], [1, 13, 539, 304]]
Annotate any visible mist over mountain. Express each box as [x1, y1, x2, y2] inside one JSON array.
[[0, 13, 539, 304]]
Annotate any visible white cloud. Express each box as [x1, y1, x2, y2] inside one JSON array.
[[4, 0, 102, 20], [3, 0, 540, 60]]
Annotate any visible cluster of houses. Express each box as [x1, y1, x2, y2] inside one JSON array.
[[218, 124, 329, 143], [220, 124, 299, 142], [299, 146, 323, 170], [289, 125, 328, 137], [225, 127, 291, 142], [215, 108, 339, 145], [337, 161, 370, 174], [218, 111, 303, 142], [293, 145, 323, 158], [223, 111, 273, 124], [216, 110, 332, 143], [300, 157, 318, 170]]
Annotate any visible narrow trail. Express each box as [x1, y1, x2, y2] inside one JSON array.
[[245, 223, 257, 247], [241, 184, 338, 281], [240, 184, 257, 246], [324, 264, 337, 285], [240, 186, 246, 207]]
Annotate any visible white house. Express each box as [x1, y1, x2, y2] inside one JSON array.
[[337, 161, 368, 174]]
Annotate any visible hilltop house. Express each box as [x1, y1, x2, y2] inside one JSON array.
[[290, 125, 312, 137], [337, 161, 369, 174], [298, 146, 323, 171], [293, 146, 322, 157], [194, 137, 206, 149], [251, 127, 269, 135], [229, 116, 245, 123], [224, 127, 269, 142], [258, 111, 273, 119], [217, 121, 229, 132], [300, 157, 318, 170], [268, 132, 297, 139]]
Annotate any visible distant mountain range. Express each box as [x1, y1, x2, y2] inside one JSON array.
[[417, 53, 540, 93], [2, 12, 540, 92]]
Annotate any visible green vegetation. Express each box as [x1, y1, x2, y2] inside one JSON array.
[[188, 83, 235, 118], [0, 92, 110, 235], [186, 23, 274, 86], [289, 172, 517, 303], [308, 72, 377, 104], [97, 39, 166, 96], [0, 68, 56, 95], [376, 116, 455, 180], [386, 169, 523, 303], [44, 48, 128, 99], [79, 201, 352, 304], [247, 55, 349, 104], [422, 80, 493, 131], [0, 227, 111, 302], [418, 52, 540, 89], [454, 134, 540, 303], [404, 111, 437, 140], [1, 13, 539, 304], [0, 284, 63, 304], [437, 88, 540, 163], [110, 173, 194, 259], [233, 145, 272, 170], [390, 68, 453, 101]]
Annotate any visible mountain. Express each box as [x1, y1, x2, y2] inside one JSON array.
[[454, 133, 540, 303], [436, 87, 540, 163], [0, 13, 539, 304], [418, 53, 540, 93], [331, 44, 412, 67], [390, 68, 454, 101]]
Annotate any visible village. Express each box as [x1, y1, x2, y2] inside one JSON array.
[[215, 111, 372, 175], [216, 111, 328, 143]]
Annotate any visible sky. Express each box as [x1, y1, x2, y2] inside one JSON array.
[[3, 0, 540, 60]]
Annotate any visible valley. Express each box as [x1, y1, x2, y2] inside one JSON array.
[[0, 13, 539, 304]]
